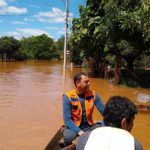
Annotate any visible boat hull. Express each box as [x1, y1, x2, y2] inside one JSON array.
[[44, 128, 62, 150]]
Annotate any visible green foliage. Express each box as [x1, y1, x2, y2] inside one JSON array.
[[20, 37, 35, 59], [0, 36, 21, 61], [120, 69, 150, 88], [105, 55, 115, 66], [0, 34, 62, 61], [32, 34, 54, 60], [70, 0, 150, 71], [54, 35, 64, 51], [20, 34, 60, 60]]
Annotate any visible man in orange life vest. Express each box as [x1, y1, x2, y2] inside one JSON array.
[[62, 72, 105, 146]]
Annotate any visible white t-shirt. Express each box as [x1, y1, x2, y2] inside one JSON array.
[[84, 127, 134, 150]]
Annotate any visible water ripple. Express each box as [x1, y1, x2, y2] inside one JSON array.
[[136, 93, 150, 103]]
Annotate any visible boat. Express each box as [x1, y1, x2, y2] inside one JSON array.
[[44, 128, 62, 150], [44, 127, 75, 150]]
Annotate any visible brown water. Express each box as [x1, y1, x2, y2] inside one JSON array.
[[0, 60, 150, 150]]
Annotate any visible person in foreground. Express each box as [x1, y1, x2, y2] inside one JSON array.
[[62, 72, 105, 147], [76, 96, 143, 150]]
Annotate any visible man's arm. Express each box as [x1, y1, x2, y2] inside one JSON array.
[[135, 138, 143, 150], [63, 94, 82, 134], [94, 94, 105, 115], [75, 131, 91, 150]]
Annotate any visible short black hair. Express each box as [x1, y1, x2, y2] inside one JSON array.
[[74, 72, 87, 86], [103, 96, 137, 128]]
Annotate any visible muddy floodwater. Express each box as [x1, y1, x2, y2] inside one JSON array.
[[0, 60, 150, 150]]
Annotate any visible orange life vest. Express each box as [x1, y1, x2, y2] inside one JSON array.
[[66, 89, 95, 126]]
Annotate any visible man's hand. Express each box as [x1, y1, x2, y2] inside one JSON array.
[[78, 130, 84, 136], [72, 136, 80, 145], [71, 130, 84, 146]]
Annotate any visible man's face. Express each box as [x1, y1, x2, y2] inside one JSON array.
[[76, 75, 90, 93]]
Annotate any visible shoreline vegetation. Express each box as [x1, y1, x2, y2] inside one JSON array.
[[0, 35, 64, 62], [79, 60, 150, 88], [69, 0, 150, 90]]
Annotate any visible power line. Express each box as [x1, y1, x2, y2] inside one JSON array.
[[44, 1, 65, 20], [61, 0, 66, 9]]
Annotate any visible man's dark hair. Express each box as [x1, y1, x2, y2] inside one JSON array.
[[103, 96, 137, 128], [74, 72, 87, 86]]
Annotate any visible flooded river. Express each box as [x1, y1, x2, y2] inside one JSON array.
[[0, 60, 150, 150]]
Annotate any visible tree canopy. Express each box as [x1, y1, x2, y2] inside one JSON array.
[[0, 34, 63, 61], [0, 36, 20, 61], [70, 0, 150, 83]]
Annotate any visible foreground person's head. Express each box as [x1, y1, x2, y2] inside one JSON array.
[[103, 96, 137, 132]]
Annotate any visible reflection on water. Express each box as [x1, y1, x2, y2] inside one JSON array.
[[0, 61, 150, 150]]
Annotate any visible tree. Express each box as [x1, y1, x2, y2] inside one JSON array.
[[55, 35, 64, 51], [71, 0, 150, 83], [103, 0, 150, 83], [0, 36, 20, 61], [19, 37, 35, 59], [31, 34, 54, 60], [20, 34, 60, 60]]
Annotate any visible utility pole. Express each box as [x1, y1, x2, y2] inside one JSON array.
[[63, 0, 68, 92]]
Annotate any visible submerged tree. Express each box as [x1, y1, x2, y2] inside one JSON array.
[[20, 34, 59, 60], [0, 34, 62, 61], [70, 0, 150, 83], [0, 36, 20, 61]]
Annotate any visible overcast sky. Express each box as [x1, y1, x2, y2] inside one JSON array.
[[0, 0, 85, 40]]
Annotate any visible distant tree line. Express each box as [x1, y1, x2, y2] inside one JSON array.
[[0, 34, 64, 61], [70, 0, 150, 85]]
